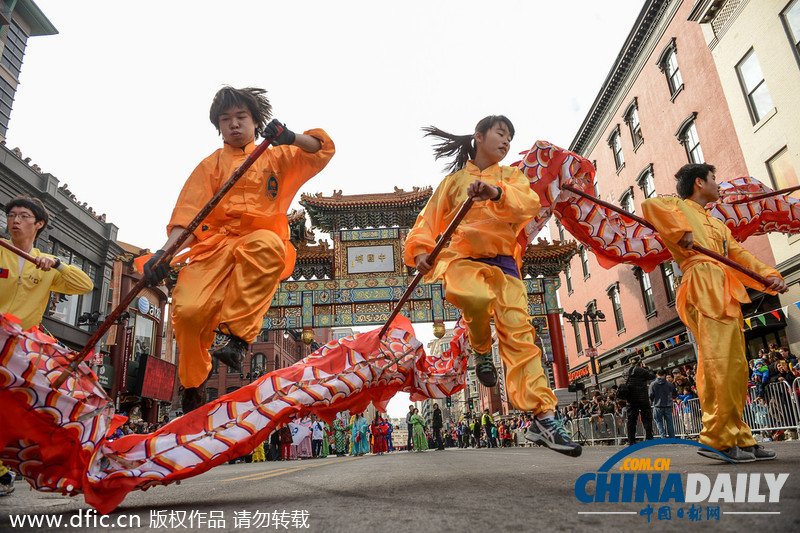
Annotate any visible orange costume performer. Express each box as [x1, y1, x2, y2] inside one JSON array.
[[404, 161, 556, 415], [641, 197, 781, 451], [168, 132, 334, 388]]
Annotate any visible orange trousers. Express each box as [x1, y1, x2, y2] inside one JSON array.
[[172, 229, 285, 388], [443, 259, 556, 415], [683, 306, 757, 450]]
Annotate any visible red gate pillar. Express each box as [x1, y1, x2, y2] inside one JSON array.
[[547, 312, 568, 389]]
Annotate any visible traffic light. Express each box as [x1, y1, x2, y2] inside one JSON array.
[[445, 396, 452, 408], [468, 398, 474, 410]]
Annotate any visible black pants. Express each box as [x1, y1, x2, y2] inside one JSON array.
[[433, 427, 444, 449], [627, 404, 654, 444], [407, 424, 413, 450]]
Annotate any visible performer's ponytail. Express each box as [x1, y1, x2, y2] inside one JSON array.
[[423, 115, 515, 174]]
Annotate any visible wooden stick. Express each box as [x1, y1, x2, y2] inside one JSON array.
[[0, 238, 36, 263], [53, 127, 284, 388], [378, 198, 474, 338], [561, 184, 773, 288]]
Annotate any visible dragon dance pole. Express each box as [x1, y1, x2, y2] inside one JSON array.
[[561, 184, 773, 288], [726, 184, 800, 204], [0, 238, 37, 263], [53, 126, 285, 388], [378, 198, 474, 338]]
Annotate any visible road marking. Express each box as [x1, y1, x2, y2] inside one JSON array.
[[223, 457, 358, 482]]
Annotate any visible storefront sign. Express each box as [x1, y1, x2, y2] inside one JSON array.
[[135, 354, 177, 402], [568, 366, 589, 381], [96, 364, 115, 389], [136, 296, 162, 321], [120, 326, 133, 393]]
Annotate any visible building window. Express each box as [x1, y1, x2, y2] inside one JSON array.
[[608, 126, 625, 171], [783, 0, 800, 60], [637, 164, 656, 198], [580, 246, 590, 278], [565, 264, 573, 294], [206, 388, 219, 403], [736, 49, 775, 124], [607, 283, 625, 333], [620, 187, 635, 215], [767, 147, 799, 193], [657, 38, 683, 97], [46, 240, 97, 328], [572, 320, 583, 354], [623, 98, 643, 148], [676, 113, 704, 164], [211, 357, 219, 375], [661, 262, 677, 304], [587, 300, 602, 346], [634, 267, 656, 316], [133, 313, 155, 361]]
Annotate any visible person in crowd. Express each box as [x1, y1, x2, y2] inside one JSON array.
[[677, 386, 696, 434], [481, 408, 495, 448], [332, 414, 348, 457], [371, 414, 388, 455], [143, 86, 334, 414], [625, 357, 655, 445], [311, 415, 325, 458], [386, 423, 395, 452], [431, 403, 445, 450], [350, 413, 369, 457], [751, 357, 770, 399], [405, 404, 415, 452], [650, 369, 678, 439], [642, 163, 785, 463], [269, 428, 281, 461], [769, 360, 794, 384], [410, 408, 428, 452], [279, 424, 293, 461]]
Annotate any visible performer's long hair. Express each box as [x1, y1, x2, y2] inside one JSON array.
[[209, 86, 272, 138], [422, 115, 515, 174]]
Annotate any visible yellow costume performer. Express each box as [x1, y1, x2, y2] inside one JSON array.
[[168, 132, 334, 388], [404, 162, 556, 415], [642, 197, 781, 451], [0, 240, 93, 330]]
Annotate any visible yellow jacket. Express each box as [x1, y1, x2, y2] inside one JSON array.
[[0, 239, 94, 329], [167, 130, 334, 278], [404, 162, 540, 281], [641, 197, 781, 323]]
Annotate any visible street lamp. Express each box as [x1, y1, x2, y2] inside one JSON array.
[[564, 309, 606, 387]]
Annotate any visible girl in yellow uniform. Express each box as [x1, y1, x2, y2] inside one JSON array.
[[405, 116, 580, 457]]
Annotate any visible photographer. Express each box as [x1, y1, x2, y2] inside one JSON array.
[[625, 357, 655, 445]]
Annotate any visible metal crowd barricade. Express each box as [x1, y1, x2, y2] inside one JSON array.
[[675, 398, 702, 438], [742, 380, 800, 436]]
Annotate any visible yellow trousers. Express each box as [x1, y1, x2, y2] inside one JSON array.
[[443, 260, 556, 415], [172, 230, 285, 388], [684, 306, 756, 450]]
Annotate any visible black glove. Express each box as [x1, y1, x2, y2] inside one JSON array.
[[143, 249, 170, 287], [263, 118, 296, 146]]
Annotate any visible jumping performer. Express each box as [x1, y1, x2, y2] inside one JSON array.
[[144, 87, 334, 413], [642, 163, 786, 463], [404, 116, 581, 457]]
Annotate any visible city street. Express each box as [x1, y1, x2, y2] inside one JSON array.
[[1, 441, 798, 533]]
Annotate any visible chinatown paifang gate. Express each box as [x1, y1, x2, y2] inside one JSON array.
[[263, 187, 578, 390]]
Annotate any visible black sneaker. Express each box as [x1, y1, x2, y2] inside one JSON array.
[[741, 445, 776, 461], [525, 416, 582, 457], [0, 472, 14, 497], [181, 387, 205, 414], [209, 330, 247, 373], [697, 446, 756, 463], [472, 350, 497, 387]]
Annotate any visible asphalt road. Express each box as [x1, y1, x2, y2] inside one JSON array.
[[1, 441, 798, 533]]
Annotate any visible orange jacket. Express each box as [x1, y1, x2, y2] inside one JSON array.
[[404, 161, 540, 281], [167, 129, 334, 277]]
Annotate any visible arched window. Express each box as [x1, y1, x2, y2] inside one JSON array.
[[251, 353, 267, 379], [675, 112, 704, 164]]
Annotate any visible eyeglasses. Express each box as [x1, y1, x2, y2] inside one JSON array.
[[5, 213, 35, 221]]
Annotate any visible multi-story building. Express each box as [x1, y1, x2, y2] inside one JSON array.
[[0, 2, 125, 353], [556, 0, 780, 389], [689, 0, 800, 354]]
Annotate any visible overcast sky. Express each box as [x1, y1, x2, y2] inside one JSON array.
[[8, 0, 645, 417]]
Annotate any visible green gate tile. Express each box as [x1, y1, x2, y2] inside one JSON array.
[[350, 288, 396, 301], [340, 228, 399, 241], [302, 291, 313, 328], [352, 313, 392, 325], [431, 286, 444, 321], [314, 315, 332, 327], [314, 290, 332, 304], [444, 308, 461, 321], [414, 309, 432, 321], [543, 277, 561, 313]]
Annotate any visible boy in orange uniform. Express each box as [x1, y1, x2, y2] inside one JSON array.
[[405, 116, 580, 457], [145, 87, 334, 413], [642, 163, 786, 463]]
